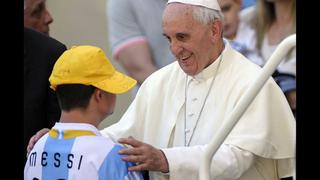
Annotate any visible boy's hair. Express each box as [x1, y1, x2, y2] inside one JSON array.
[[56, 84, 95, 111]]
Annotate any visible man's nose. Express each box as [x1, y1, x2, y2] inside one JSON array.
[[170, 40, 183, 56], [44, 9, 53, 24]]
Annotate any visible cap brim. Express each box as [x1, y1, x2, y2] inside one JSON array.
[[93, 71, 137, 94]]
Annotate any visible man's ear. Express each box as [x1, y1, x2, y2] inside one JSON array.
[[210, 20, 223, 43]]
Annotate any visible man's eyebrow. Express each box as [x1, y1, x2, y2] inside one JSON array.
[[176, 33, 190, 40], [176, 32, 189, 36]]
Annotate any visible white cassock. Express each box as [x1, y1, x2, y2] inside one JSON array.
[[101, 43, 296, 180]]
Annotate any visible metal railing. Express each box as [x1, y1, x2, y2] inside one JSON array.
[[199, 34, 296, 180]]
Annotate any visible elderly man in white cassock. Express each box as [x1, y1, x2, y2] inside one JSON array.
[[27, 0, 296, 179], [101, 0, 296, 179]]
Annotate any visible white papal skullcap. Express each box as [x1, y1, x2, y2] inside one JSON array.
[[167, 0, 221, 11]]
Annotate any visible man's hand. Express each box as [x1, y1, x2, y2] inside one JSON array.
[[118, 136, 169, 173], [286, 90, 296, 111], [26, 128, 50, 156]]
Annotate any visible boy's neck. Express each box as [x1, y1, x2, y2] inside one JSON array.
[[59, 110, 100, 128]]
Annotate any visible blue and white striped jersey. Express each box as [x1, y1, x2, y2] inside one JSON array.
[[24, 123, 143, 180]]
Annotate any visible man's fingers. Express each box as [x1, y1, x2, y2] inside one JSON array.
[[119, 147, 142, 155], [26, 135, 37, 154], [121, 155, 145, 163], [117, 140, 169, 172], [26, 128, 50, 155], [128, 163, 148, 171], [36, 128, 50, 137], [118, 136, 142, 147]]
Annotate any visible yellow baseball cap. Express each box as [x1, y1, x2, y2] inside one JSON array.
[[49, 45, 137, 94]]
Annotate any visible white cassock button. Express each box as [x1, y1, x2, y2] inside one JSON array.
[[185, 129, 190, 133], [192, 97, 198, 101], [188, 113, 194, 117]]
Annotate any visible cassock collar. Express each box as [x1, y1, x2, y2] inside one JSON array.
[[188, 39, 229, 82]]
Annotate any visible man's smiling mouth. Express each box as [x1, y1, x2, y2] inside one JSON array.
[[179, 54, 192, 61]]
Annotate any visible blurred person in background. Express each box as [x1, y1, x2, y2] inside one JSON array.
[[106, 0, 174, 95], [218, 0, 263, 65], [24, 0, 53, 35], [24, 27, 66, 158], [242, 0, 256, 9], [24, 0, 65, 156], [245, 0, 296, 115]]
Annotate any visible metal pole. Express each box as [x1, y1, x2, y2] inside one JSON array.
[[199, 34, 296, 180]]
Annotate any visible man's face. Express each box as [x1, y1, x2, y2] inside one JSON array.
[[219, 0, 241, 40], [24, 0, 53, 35], [162, 4, 218, 76]]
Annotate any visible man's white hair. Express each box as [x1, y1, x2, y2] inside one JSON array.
[[192, 5, 224, 25]]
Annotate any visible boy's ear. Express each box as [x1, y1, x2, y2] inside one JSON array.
[[93, 89, 102, 101], [98, 90, 102, 98]]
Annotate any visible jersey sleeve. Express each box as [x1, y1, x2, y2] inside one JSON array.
[[98, 144, 144, 180]]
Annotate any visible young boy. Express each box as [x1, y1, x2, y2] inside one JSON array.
[[24, 45, 143, 180]]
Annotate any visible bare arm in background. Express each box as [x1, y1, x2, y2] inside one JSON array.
[[117, 42, 158, 85]]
